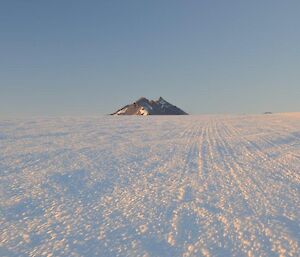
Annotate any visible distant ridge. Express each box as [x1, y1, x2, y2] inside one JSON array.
[[111, 97, 188, 115]]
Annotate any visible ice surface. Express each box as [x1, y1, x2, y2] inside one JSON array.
[[0, 114, 300, 256]]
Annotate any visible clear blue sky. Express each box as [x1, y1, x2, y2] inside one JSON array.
[[1, 0, 300, 116]]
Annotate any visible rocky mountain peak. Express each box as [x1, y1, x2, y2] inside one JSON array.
[[111, 97, 188, 116]]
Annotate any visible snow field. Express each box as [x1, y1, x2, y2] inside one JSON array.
[[0, 114, 300, 256]]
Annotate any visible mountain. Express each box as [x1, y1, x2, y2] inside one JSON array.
[[111, 97, 188, 115]]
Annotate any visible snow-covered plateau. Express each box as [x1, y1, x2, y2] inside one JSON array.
[[1, 113, 300, 257]]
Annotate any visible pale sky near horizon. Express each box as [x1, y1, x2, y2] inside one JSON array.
[[1, 0, 300, 117]]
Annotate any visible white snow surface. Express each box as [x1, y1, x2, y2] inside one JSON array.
[[139, 107, 149, 116], [1, 114, 300, 257]]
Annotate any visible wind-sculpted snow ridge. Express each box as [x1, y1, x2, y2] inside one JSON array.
[[1, 114, 300, 257]]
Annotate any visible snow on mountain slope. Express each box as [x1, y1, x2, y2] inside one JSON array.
[[1, 114, 300, 256]]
